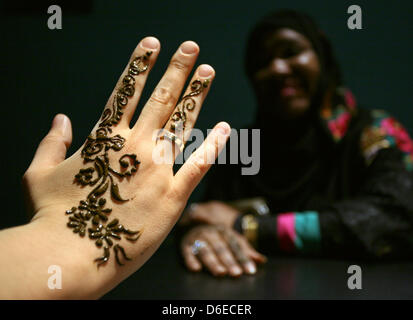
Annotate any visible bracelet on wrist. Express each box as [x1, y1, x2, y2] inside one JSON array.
[[242, 214, 258, 248]]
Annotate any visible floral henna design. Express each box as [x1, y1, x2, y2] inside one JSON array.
[[66, 51, 152, 268], [89, 218, 141, 248]]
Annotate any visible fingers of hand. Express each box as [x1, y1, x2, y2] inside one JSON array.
[[221, 229, 257, 275], [183, 233, 227, 276], [195, 241, 227, 277], [233, 232, 267, 264], [182, 226, 261, 278], [203, 229, 243, 277], [248, 248, 268, 264], [182, 242, 202, 272], [174, 122, 231, 198], [151, 64, 215, 163], [135, 41, 201, 133], [162, 64, 214, 144], [101, 36, 160, 130]]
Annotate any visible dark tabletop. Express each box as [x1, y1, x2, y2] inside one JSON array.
[[102, 235, 413, 300]]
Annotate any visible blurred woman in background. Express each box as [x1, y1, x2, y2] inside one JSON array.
[[179, 10, 413, 277]]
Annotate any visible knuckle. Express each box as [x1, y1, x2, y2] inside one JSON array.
[[149, 86, 175, 107], [198, 229, 207, 238], [166, 181, 181, 196], [208, 139, 219, 155], [22, 169, 35, 184], [215, 245, 227, 255], [169, 58, 190, 73], [188, 227, 202, 239], [39, 133, 63, 150], [182, 235, 193, 247], [22, 167, 46, 193], [22, 166, 48, 183], [188, 161, 204, 178], [201, 143, 218, 166], [189, 154, 209, 174]]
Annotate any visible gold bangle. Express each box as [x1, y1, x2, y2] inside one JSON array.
[[242, 214, 258, 248]]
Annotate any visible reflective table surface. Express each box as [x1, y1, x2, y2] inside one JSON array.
[[103, 236, 413, 300]]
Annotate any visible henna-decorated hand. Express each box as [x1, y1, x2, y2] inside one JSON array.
[[0, 37, 230, 299]]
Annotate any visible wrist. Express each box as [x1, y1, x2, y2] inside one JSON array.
[[233, 213, 259, 248], [25, 208, 138, 298], [242, 214, 259, 248], [233, 213, 243, 233]]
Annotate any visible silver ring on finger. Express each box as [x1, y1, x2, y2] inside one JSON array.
[[156, 129, 184, 153], [191, 239, 208, 255]]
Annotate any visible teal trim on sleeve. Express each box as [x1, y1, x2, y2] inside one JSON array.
[[293, 211, 321, 254]]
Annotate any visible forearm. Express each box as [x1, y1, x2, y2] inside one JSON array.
[[0, 216, 106, 299], [235, 203, 413, 259]]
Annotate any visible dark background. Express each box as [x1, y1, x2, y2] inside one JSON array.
[[0, 0, 412, 299], [1, 0, 412, 229]]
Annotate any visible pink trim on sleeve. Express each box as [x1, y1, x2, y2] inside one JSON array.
[[277, 212, 296, 252]]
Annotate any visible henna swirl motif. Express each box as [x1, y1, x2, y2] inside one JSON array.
[[100, 52, 152, 129], [170, 79, 209, 132], [65, 51, 152, 268]]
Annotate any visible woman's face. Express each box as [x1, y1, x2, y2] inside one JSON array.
[[252, 28, 321, 119]]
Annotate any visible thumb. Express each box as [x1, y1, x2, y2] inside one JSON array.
[[236, 233, 267, 264], [248, 249, 267, 264], [29, 114, 72, 170]]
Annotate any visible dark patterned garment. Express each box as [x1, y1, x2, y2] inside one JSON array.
[[203, 88, 413, 259]]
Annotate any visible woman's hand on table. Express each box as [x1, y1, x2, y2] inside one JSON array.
[[181, 224, 266, 277]]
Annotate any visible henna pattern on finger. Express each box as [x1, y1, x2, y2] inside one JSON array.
[[219, 228, 249, 265], [65, 51, 152, 268], [100, 52, 152, 129], [170, 79, 209, 132]]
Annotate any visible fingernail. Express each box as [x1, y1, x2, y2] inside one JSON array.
[[54, 114, 70, 137], [198, 64, 214, 78], [180, 41, 198, 55], [216, 266, 227, 275], [216, 122, 230, 136], [231, 266, 242, 276], [246, 262, 256, 274], [141, 37, 159, 50]]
